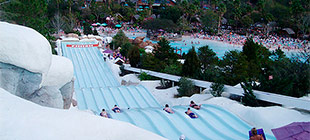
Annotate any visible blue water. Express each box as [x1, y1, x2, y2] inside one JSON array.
[[61, 41, 276, 140], [128, 35, 300, 60], [128, 36, 242, 58]]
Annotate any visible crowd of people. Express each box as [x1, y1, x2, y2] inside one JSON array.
[[188, 32, 309, 51]]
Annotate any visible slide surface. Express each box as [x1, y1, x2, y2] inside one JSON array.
[[61, 42, 275, 140]]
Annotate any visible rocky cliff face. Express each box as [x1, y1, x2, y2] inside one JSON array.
[[0, 62, 74, 109], [0, 22, 74, 109]]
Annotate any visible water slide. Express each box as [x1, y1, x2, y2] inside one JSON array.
[[61, 41, 275, 140]]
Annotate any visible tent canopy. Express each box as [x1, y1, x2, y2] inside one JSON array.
[[272, 122, 310, 140]]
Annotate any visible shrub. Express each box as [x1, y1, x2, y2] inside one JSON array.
[[177, 77, 195, 97], [138, 72, 153, 81], [210, 82, 225, 97], [241, 82, 259, 107]]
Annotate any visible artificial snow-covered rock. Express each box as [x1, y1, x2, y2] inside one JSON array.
[[42, 55, 74, 88], [28, 86, 63, 109], [0, 88, 167, 140], [59, 81, 74, 109], [121, 74, 140, 85], [0, 22, 52, 82], [0, 62, 42, 98]]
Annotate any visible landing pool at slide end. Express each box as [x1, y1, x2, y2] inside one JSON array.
[[61, 41, 276, 140]]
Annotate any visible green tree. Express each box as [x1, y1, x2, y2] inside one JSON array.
[[182, 47, 201, 78], [177, 77, 195, 97], [83, 22, 93, 35], [201, 10, 218, 34], [242, 38, 270, 81], [241, 82, 259, 107], [3, 0, 50, 36], [128, 46, 141, 67], [120, 42, 133, 58], [217, 2, 227, 33], [154, 38, 177, 61], [159, 6, 183, 23], [210, 82, 225, 97], [142, 19, 177, 32], [198, 45, 218, 69], [220, 50, 248, 85], [110, 30, 129, 50]]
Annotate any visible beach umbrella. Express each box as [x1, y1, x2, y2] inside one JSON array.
[[103, 49, 113, 54], [96, 22, 101, 25], [145, 6, 149, 9], [271, 122, 310, 140], [102, 23, 107, 26], [158, 29, 164, 32], [115, 24, 122, 28], [145, 45, 154, 50], [139, 6, 143, 9], [91, 23, 97, 26], [106, 17, 111, 20], [124, 3, 128, 6]]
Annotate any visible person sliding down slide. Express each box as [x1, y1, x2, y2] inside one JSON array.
[[185, 108, 198, 118], [190, 101, 201, 110], [100, 109, 109, 118], [112, 105, 121, 113], [163, 104, 174, 114]]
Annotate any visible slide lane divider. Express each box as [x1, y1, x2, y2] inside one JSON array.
[[109, 87, 130, 109], [107, 87, 125, 108], [135, 109, 165, 137], [202, 105, 250, 138], [91, 88, 109, 114], [132, 86, 154, 107], [71, 48, 93, 88], [64, 46, 84, 88], [176, 106, 234, 140], [116, 87, 133, 109], [127, 86, 150, 108], [98, 87, 110, 112], [89, 88, 102, 114], [135, 86, 160, 108], [143, 109, 183, 139], [140, 85, 161, 107], [119, 86, 141, 109], [79, 48, 103, 88], [99, 88, 116, 110], [85, 48, 110, 87], [171, 107, 210, 140], [72, 48, 94, 88], [198, 108, 247, 139], [88, 47, 116, 86], [204, 104, 251, 130]]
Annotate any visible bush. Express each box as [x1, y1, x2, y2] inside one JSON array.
[[210, 82, 225, 97], [177, 77, 195, 97], [138, 72, 153, 81], [241, 82, 259, 107]]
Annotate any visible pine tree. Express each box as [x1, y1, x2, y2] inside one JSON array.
[[182, 47, 201, 78], [241, 82, 259, 107], [128, 46, 140, 67]]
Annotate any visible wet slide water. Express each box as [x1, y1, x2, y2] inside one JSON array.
[[61, 41, 275, 140]]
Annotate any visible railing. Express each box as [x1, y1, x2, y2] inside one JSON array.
[[124, 66, 310, 111]]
